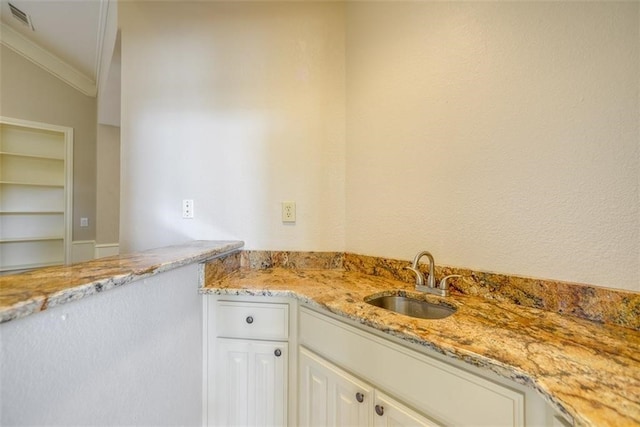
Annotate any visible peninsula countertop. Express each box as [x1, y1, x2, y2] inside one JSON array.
[[202, 267, 640, 427], [0, 240, 244, 323]]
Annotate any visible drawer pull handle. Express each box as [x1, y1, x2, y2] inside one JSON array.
[[355, 392, 364, 403], [375, 405, 384, 416], [274, 349, 282, 357], [246, 316, 254, 324]]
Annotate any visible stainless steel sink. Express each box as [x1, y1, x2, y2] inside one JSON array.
[[365, 294, 456, 319]]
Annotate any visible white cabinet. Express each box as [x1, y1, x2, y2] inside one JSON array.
[[0, 117, 73, 272], [372, 390, 437, 427], [299, 307, 525, 427], [299, 347, 437, 427], [204, 297, 293, 427], [216, 301, 289, 341], [215, 338, 288, 426], [299, 347, 372, 427], [204, 296, 569, 427]]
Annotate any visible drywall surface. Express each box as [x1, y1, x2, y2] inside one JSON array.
[[0, 45, 97, 241], [0, 264, 202, 425], [345, 2, 639, 290], [96, 124, 120, 244], [120, 1, 639, 291], [119, 1, 346, 253]]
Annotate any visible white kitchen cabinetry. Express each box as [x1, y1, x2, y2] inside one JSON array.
[[299, 346, 372, 427], [299, 347, 438, 427], [216, 338, 287, 426], [204, 296, 294, 427], [0, 118, 73, 272], [205, 295, 570, 427], [372, 390, 438, 427], [299, 307, 526, 427]]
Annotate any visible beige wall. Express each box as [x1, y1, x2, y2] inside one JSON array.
[[96, 124, 120, 244], [119, 1, 346, 252], [345, 2, 639, 291], [120, 2, 639, 291], [0, 45, 97, 241]]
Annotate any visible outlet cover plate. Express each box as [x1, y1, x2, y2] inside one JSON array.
[[183, 199, 194, 219], [282, 201, 296, 223]]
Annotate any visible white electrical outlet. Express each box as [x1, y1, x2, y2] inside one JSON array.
[[80, 217, 89, 227], [183, 199, 194, 219], [282, 201, 296, 223]]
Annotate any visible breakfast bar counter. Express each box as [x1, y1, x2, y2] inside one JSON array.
[[0, 240, 244, 324]]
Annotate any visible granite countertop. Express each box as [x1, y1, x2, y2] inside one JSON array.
[[0, 240, 244, 323], [202, 267, 640, 427]]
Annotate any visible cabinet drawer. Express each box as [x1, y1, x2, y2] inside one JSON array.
[[216, 301, 289, 340]]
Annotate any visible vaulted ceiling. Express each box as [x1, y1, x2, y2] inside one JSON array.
[[1, 0, 106, 81], [1, 0, 120, 125]]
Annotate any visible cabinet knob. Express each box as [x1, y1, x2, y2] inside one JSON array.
[[246, 316, 254, 324], [274, 348, 282, 357], [355, 392, 364, 403], [375, 405, 384, 416]]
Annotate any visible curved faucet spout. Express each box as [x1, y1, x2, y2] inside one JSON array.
[[404, 266, 425, 286], [410, 251, 436, 289]]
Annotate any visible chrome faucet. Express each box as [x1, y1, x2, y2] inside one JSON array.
[[405, 251, 436, 289], [405, 251, 461, 297]]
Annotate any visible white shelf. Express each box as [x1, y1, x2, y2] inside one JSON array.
[[1, 117, 72, 270], [0, 151, 64, 161], [0, 236, 64, 243], [0, 211, 64, 215], [0, 181, 64, 188], [0, 261, 63, 273]]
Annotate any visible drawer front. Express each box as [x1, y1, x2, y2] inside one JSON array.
[[216, 301, 289, 340]]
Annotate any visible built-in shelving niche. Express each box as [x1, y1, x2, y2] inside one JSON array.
[[0, 117, 73, 273]]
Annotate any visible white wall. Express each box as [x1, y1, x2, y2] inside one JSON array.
[[345, 2, 639, 291], [0, 264, 202, 425], [119, 1, 346, 253], [120, 2, 639, 291]]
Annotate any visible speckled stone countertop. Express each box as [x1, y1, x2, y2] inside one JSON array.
[[202, 267, 640, 427], [0, 240, 243, 324]]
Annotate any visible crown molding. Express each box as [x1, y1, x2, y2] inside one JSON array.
[[0, 22, 97, 97], [94, 0, 110, 97]]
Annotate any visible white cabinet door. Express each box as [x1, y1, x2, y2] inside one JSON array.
[[299, 347, 372, 427], [372, 391, 439, 427], [215, 338, 288, 427], [299, 308, 524, 426]]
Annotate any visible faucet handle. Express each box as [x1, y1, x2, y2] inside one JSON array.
[[439, 274, 462, 290]]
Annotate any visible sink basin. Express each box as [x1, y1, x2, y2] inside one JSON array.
[[365, 294, 456, 319]]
